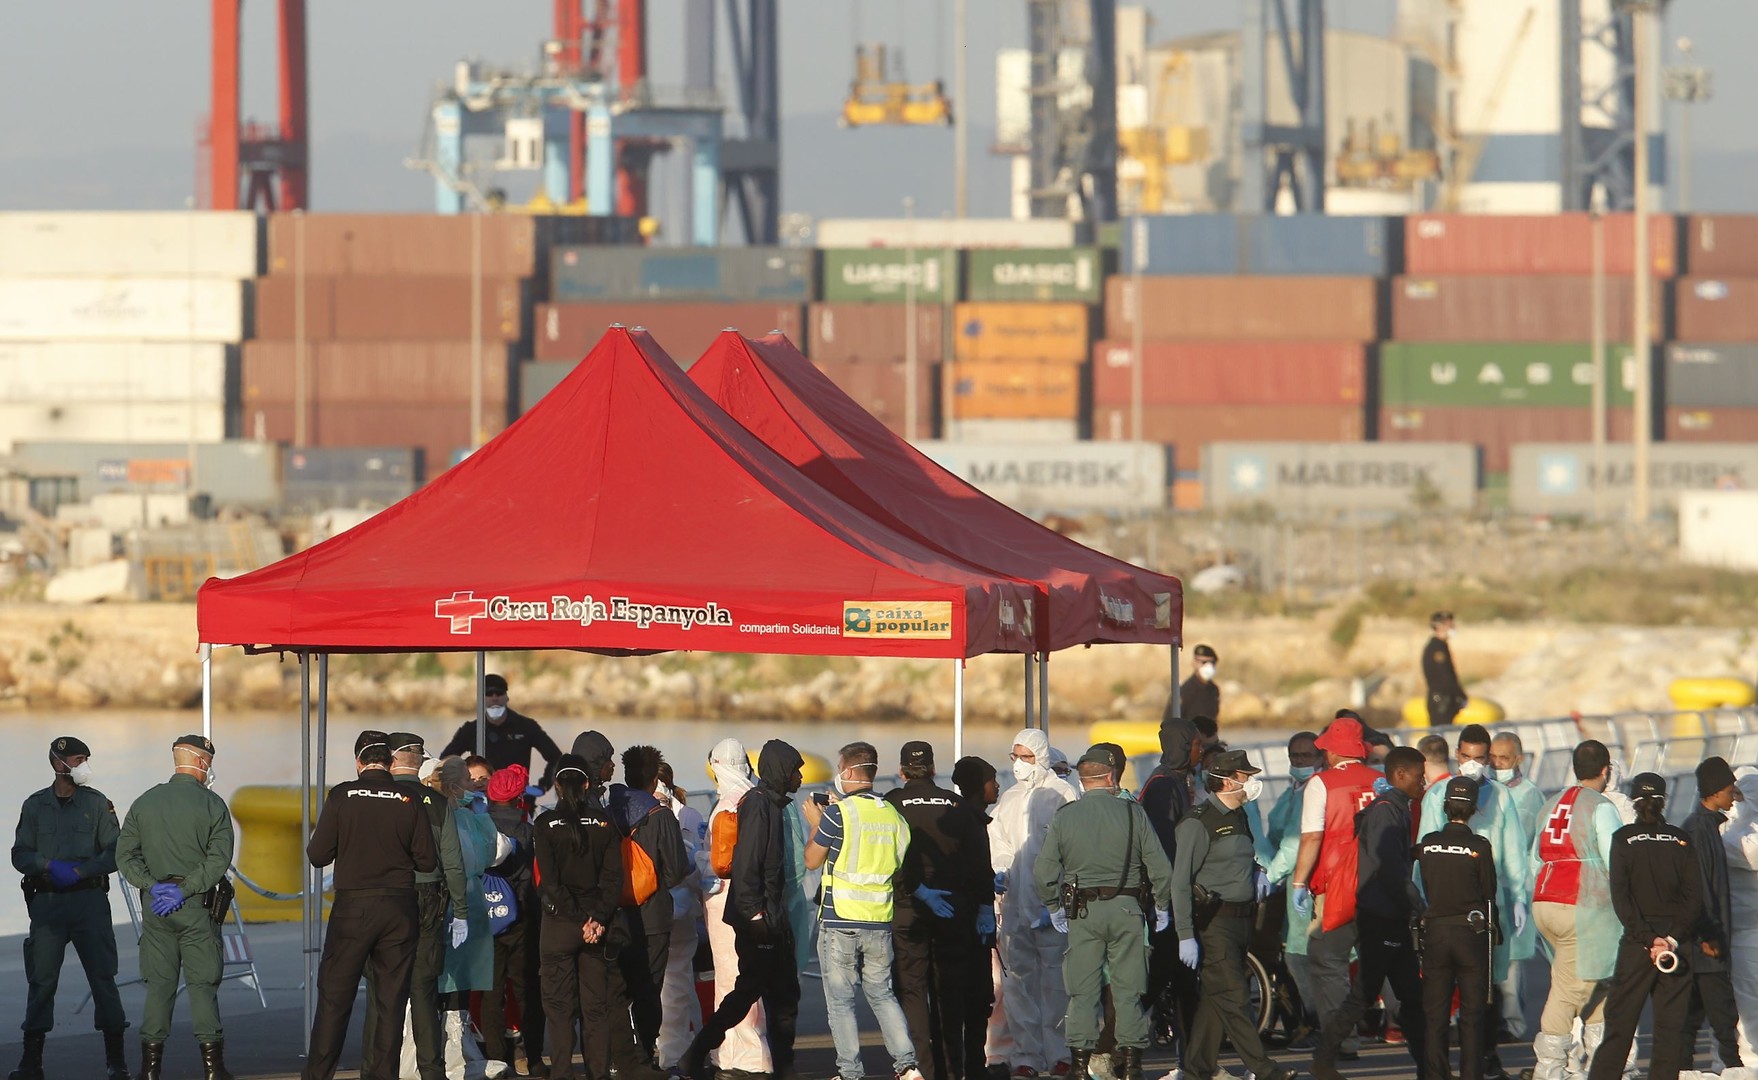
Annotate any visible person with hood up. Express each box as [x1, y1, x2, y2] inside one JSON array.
[[682, 740, 806, 1080], [1047, 747, 1080, 801], [1717, 766, 1758, 1064], [697, 740, 773, 1077], [1137, 714, 1203, 1054], [990, 728, 1077, 1078], [1681, 756, 1745, 1073], [953, 756, 1007, 1080]]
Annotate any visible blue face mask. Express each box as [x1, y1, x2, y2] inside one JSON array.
[[1289, 765, 1317, 783], [1492, 767, 1517, 784]]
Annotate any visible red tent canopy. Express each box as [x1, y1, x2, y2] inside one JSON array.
[[688, 331, 1182, 653], [197, 328, 1039, 658]]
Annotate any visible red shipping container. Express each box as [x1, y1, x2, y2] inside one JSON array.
[[1377, 406, 1635, 475], [1405, 214, 1678, 277], [254, 276, 338, 340], [1674, 278, 1758, 342], [242, 341, 513, 407], [1090, 340, 1366, 408], [1391, 276, 1662, 342], [1089, 403, 1365, 469], [1683, 216, 1758, 277], [266, 214, 541, 277], [534, 302, 806, 364], [1103, 277, 1379, 342], [808, 303, 946, 364], [243, 402, 504, 474], [330, 277, 526, 342], [1665, 406, 1758, 442], [814, 356, 938, 437]]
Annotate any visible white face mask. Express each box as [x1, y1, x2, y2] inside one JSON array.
[[655, 781, 674, 805], [1458, 759, 1486, 781], [833, 762, 875, 796], [1199, 663, 1217, 681], [1240, 776, 1264, 802], [1012, 758, 1040, 784], [485, 705, 507, 721], [64, 760, 93, 787]]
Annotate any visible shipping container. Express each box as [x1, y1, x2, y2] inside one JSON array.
[[951, 303, 1091, 363], [1119, 216, 1244, 276], [950, 419, 1082, 444], [1675, 278, 1758, 342], [254, 275, 527, 342], [1377, 406, 1635, 475], [264, 214, 640, 278], [1090, 403, 1366, 468], [813, 357, 938, 438], [246, 403, 498, 478], [0, 278, 250, 342], [1666, 407, 1758, 442], [912, 441, 1168, 511], [1378, 342, 1644, 408], [816, 218, 1078, 249], [253, 275, 338, 340], [807, 303, 945, 363], [550, 247, 813, 302], [0, 402, 228, 454], [1103, 277, 1380, 341], [282, 446, 425, 510], [520, 360, 574, 413], [821, 249, 960, 304], [1090, 340, 1367, 407], [1683, 216, 1758, 277], [1404, 213, 1679, 276], [533, 302, 806, 364], [11, 439, 281, 510], [1391, 275, 1663, 342], [1203, 442, 1478, 511], [1246, 215, 1399, 276], [0, 342, 234, 404], [947, 359, 1084, 420], [1664, 343, 1758, 409], [965, 247, 1107, 303], [1509, 443, 1758, 513], [242, 341, 513, 408], [0, 212, 263, 279]]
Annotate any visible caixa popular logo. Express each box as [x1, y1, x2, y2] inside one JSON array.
[[434, 591, 733, 634], [842, 601, 954, 640]]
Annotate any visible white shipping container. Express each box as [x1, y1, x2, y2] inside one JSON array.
[[1680, 492, 1758, 571], [0, 278, 249, 342], [0, 212, 261, 278], [948, 418, 1082, 444], [816, 218, 1078, 250], [0, 401, 227, 454], [0, 342, 231, 403]]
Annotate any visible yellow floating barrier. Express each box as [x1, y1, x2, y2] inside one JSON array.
[[230, 785, 326, 923], [1401, 696, 1506, 730], [1087, 721, 1163, 759]]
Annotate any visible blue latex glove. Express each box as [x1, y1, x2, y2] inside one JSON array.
[[1292, 883, 1313, 917], [1154, 907, 1170, 933], [46, 860, 81, 889], [1030, 910, 1052, 930], [450, 917, 469, 948], [1050, 909, 1070, 934], [525, 785, 544, 799], [913, 884, 955, 919], [976, 906, 996, 946], [1253, 868, 1272, 903], [993, 870, 1008, 895], [1178, 937, 1200, 970], [149, 882, 186, 917]]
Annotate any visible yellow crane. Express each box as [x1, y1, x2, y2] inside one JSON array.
[[841, 43, 953, 127], [1441, 6, 1537, 210], [1117, 51, 1210, 213]]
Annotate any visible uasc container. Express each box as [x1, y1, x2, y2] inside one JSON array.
[[821, 249, 960, 304], [1378, 342, 1644, 408], [965, 248, 1106, 303]]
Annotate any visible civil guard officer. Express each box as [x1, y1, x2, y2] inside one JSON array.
[[1416, 777, 1500, 1080], [1036, 747, 1174, 1080], [302, 731, 440, 1080], [9, 734, 130, 1080], [116, 734, 237, 1080]]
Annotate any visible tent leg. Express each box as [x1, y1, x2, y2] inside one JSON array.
[[315, 654, 329, 948], [1023, 653, 1036, 729], [1169, 645, 1181, 720], [1038, 653, 1049, 738], [954, 659, 965, 762], [298, 652, 313, 1054], [475, 651, 488, 756], [200, 644, 213, 740]]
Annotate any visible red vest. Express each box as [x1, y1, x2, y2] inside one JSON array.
[[1533, 786, 1587, 905], [1311, 761, 1378, 932]]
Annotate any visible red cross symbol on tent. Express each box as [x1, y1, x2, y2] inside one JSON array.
[[435, 591, 490, 634]]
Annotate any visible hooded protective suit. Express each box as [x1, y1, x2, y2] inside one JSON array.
[[698, 739, 771, 1074], [1721, 768, 1758, 1064], [1419, 775, 1534, 979], [989, 728, 1074, 1072]]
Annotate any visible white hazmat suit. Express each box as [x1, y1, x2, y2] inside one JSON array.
[[700, 739, 771, 1074], [1720, 767, 1758, 1065]]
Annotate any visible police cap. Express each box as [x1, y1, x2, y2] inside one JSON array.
[[1443, 776, 1480, 807], [354, 730, 390, 756], [1193, 644, 1218, 662], [50, 736, 91, 759], [484, 673, 509, 694], [900, 740, 934, 769], [386, 732, 425, 755], [173, 734, 215, 756], [1630, 772, 1667, 801], [1208, 749, 1260, 777]]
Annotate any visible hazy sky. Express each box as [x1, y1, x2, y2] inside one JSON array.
[[0, 0, 1752, 216]]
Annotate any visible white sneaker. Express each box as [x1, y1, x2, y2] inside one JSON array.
[[1088, 1054, 1117, 1080], [898, 1068, 926, 1080], [1153, 1070, 1182, 1080]]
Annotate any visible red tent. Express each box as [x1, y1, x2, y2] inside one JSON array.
[[688, 331, 1183, 653], [196, 328, 1039, 659]]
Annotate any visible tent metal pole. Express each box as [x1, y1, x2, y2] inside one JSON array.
[[298, 652, 313, 1052], [1169, 645, 1181, 719], [954, 659, 965, 761], [1038, 653, 1049, 737], [200, 643, 213, 740], [475, 651, 488, 757], [315, 654, 329, 948], [1023, 653, 1035, 729]]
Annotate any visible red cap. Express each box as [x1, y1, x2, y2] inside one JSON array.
[[487, 764, 529, 803], [1313, 716, 1367, 760]]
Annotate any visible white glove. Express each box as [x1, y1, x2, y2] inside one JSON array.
[[450, 917, 469, 949], [1050, 909, 1070, 934], [1154, 908, 1171, 933], [1512, 901, 1527, 936]]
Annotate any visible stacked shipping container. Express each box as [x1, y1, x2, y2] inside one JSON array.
[[810, 249, 956, 437], [1669, 218, 1758, 441]]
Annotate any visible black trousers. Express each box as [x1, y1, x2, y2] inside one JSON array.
[[483, 901, 545, 1069], [618, 917, 671, 1061], [690, 923, 800, 1073], [360, 882, 446, 1080], [1422, 924, 1489, 1080], [303, 889, 419, 1080], [1686, 966, 1744, 1071], [1186, 913, 1282, 1080], [894, 911, 971, 1080], [965, 944, 997, 1077], [1315, 915, 1425, 1075], [1589, 941, 1693, 1080], [1146, 926, 1200, 1059], [540, 914, 630, 1080]]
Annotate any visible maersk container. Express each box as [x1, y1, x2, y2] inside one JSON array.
[[550, 247, 814, 302], [1378, 342, 1642, 408], [11, 439, 282, 510], [0, 278, 251, 342], [0, 212, 264, 279], [1203, 442, 1478, 512], [821, 249, 960, 304], [1666, 343, 1758, 409], [0, 342, 234, 404], [0, 402, 227, 454], [1247, 215, 1399, 276], [816, 218, 1078, 249], [965, 248, 1107, 303], [1119, 215, 1244, 276]]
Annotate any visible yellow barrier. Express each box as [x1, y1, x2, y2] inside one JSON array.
[[1400, 696, 1507, 730], [1668, 678, 1755, 712], [712, 750, 835, 786], [230, 785, 326, 923], [1086, 721, 1162, 759]]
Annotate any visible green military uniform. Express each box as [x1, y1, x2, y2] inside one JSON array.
[[1036, 759, 1173, 1067], [117, 766, 236, 1047]]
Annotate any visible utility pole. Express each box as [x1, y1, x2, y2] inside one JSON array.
[[1590, 184, 1607, 520], [1663, 37, 1713, 213], [1627, 0, 1659, 522], [904, 196, 919, 442], [953, 0, 968, 218]]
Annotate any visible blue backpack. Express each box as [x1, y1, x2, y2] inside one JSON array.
[[482, 872, 519, 935]]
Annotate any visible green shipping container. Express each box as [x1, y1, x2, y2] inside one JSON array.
[[965, 247, 1107, 303], [821, 249, 959, 304], [1379, 342, 1644, 408]]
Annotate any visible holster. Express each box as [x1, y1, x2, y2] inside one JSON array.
[[20, 875, 40, 904], [203, 877, 236, 925]]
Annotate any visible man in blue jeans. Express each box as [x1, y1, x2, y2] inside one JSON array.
[[803, 741, 926, 1080]]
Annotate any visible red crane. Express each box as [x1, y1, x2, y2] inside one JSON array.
[[553, 0, 654, 216], [203, 0, 309, 210]]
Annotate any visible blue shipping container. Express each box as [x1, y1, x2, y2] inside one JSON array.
[[551, 247, 815, 302], [1120, 215, 1245, 275], [1246, 215, 1400, 276]]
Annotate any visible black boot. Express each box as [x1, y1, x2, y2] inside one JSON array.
[[136, 1041, 164, 1080], [101, 1029, 129, 1080], [1070, 1048, 1093, 1080], [1117, 1047, 1142, 1080], [198, 1040, 236, 1080], [7, 1031, 44, 1080]]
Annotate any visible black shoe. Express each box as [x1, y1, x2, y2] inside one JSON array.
[[678, 1041, 710, 1080], [1117, 1047, 1143, 1080], [135, 1041, 164, 1080], [199, 1040, 236, 1080], [8, 1031, 45, 1080], [1335, 1050, 1360, 1062]]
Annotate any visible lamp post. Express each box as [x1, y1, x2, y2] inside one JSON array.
[[1663, 37, 1713, 213], [1620, 0, 1665, 523], [904, 196, 919, 442]]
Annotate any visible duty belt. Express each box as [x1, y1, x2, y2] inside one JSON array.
[[1425, 910, 1490, 928], [1077, 882, 1151, 903], [1208, 900, 1256, 918]]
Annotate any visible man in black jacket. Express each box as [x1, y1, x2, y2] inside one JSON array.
[[1682, 756, 1745, 1072], [1166, 644, 1220, 726], [1422, 613, 1466, 727], [1137, 716, 1202, 1058], [682, 740, 805, 1080], [440, 674, 564, 790], [952, 756, 1002, 1080]]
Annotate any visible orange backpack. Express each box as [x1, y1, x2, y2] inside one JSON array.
[[620, 835, 659, 907], [709, 805, 741, 879]]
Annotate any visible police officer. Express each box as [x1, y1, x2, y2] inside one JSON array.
[[1417, 777, 1499, 1080], [1037, 747, 1174, 1080], [439, 674, 564, 790], [9, 735, 129, 1080], [1586, 774, 1700, 1080], [951, 756, 1002, 1080], [1423, 612, 1467, 727], [116, 735, 237, 1080], [359, 733, 467, 1080], [1167, 644, 1220, 725], [302, 731, 440, 1080], [1168, 749, 1290, 1080], [887, 740, 993, 1080]]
